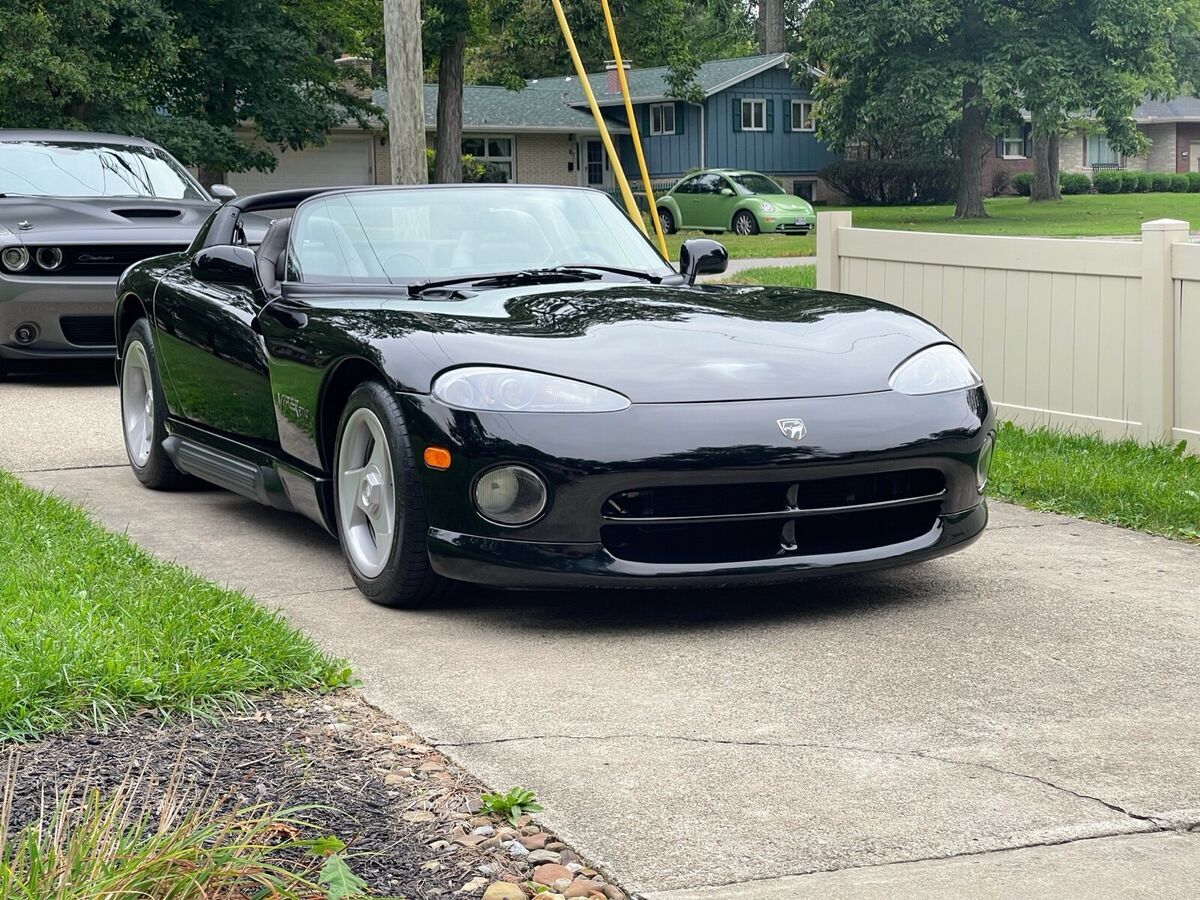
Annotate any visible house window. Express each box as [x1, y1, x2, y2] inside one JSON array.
[[649, 103, 675, 136], [1086, 134, 1121, 167], [791, 100, 815, 132], [461, 136, 514, 181], [1001, 127, 1026, 159], [741, 99, 767, 131]]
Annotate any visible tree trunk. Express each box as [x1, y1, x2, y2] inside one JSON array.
[[434, 33, 466, 184], [755, 0, 766, 51], [198, 166, 227, 190], [761, 0, 785, 53], [383, 0, 427, 185], [955, 80, 988, 219], [1030, 115, 1062, 202]]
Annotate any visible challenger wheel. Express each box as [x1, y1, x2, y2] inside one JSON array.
[[658, 208, 676, 235], [334, 382, 448, 608], [732, 210, 759, 236], [121, 319, 192, 489]]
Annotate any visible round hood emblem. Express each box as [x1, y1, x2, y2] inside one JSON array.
[[777, 418, 807, 442]]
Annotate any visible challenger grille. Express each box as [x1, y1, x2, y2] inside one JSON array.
[[21, 244, 187, 277], [60, 315, 116, 347], [600, 469, 945, 564]]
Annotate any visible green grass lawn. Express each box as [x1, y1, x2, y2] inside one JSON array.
[[989, 423, 1200, 542], [660, 193, 1200, 260], [721, 264, 816, 288], [0, 472, 352, 740]]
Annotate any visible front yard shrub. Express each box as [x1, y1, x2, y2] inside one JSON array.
[[818, 159, 959, 204], [1137, 172, 1154, 192], [1187, 172, 1200, 192], [990, 167, 1012, 196], [1152, 172, 1173, 191], [1170, 173, 1191, 192], [1092, 170, 1123, 193], [1120, 171, 1141, 192], [1011, 172, 1033, 196], [1059, 172, 1091, 195]]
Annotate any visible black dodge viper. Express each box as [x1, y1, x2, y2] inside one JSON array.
[[114, 185, 993, 607]]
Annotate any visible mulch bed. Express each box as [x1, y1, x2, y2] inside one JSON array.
[[4, 691, 626, 899]]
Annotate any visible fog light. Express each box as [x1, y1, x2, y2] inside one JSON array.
[[13, 322, 38, 345], [473, 465, 547, 525], [976, 432, 995, 492], [2, 247, 29, 272], [36, 247, 63, 270]]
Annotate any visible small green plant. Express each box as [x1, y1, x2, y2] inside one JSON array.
[[1137, 172, 1154, 192], [479, 787, 544, 825], [1011, 172, 1033, 196], [1120, 170, 1140, 192], [1151, 172, 1172, 191], [1170, 173, 1190, 192], [1058, 172, 1091, 195], [1188, 172, 1200, 192]]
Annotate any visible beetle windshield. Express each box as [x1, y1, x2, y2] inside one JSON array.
[[0, 141, 207, 200], [730, 173, 784, 195], [287, 187, 672, 285]]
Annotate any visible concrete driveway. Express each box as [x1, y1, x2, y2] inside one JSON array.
[[3, 368, 1199, 898]]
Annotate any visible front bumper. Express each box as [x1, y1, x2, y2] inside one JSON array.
[[0, 276, 117, 360], [428, 503, 986, 588], [400, 387, 993, 589], [760, 214, 814, 235]]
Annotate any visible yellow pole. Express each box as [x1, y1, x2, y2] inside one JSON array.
[[599, 0, 669, 258], [549, 0, 646, 236]]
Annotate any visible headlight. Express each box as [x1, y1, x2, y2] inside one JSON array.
[[474, 465, 548, 525], [432, 366, 630, 413], [889, 344, 982, 395], [36, 247, 63, 270], [1, 246, 29, 272], [759, 202, 776, 212]]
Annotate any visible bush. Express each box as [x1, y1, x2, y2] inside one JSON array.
[[1170, 173, 1190, 192], [1121, 171, 1141, 192], [1011, 172, 1033, 196], [1137, 172, 1154, 192], [818, 158, 959, 204], [990, 167, 1012, 197], [1092, 170, 1123, 194], [1151, 172, 1172, 192], [1059, 172, 1091, 195], [1188, 172, 1200, 193]]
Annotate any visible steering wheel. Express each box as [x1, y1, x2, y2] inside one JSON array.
[[381, 253, 428, 280]]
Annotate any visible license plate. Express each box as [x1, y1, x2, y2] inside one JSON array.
[[793, 217, 808, 225]]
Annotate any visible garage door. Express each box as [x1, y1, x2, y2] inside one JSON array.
[[226, 135, 375, 193]]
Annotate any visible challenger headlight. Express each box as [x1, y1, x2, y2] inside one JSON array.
[[432, 366, 630, 413], [1, 246, 29, 272], [889, 344, 982, 395], [759, 202, 776, 212]]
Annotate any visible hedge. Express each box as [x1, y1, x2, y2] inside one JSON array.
[[1152, 172, 1173, 191], [1011, 172, 1033, 196], [1137, 172, 1154, 192], [818, 159, 959, 204], [1188, 172, 1200, 193], [1059, 172, 1091, 195], [1170, 173, 1191, 192], [1120, 171, 1141, 192], [1093, 170, 1123, 193]]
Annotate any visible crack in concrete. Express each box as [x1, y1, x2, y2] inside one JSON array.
[[17, 463, 125, 474], [435, 732, 1178, 829]]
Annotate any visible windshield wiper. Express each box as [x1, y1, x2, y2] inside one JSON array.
[[554, 264, 662, 282], [409, 267, 598, 296]]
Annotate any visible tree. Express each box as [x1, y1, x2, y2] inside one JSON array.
[[759, 0, 784, 54], [801, 0, 1186, 218], [384, 0, 427, 184], [425, 0, 486, 184]]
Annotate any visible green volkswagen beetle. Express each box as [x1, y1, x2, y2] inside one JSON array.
[[656, 169, 815, 236]]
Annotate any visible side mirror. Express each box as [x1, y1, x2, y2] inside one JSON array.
[[679, 238, 728, 285], [719, 187, 735, 196], [209, 184, 237, 201], [191, 245, 258, 287]]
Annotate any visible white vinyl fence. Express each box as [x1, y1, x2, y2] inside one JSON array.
[[816, 211, 1199, 452]]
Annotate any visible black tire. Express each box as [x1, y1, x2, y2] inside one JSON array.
[[333, 381, 450, 608], [732, 210, 760, 236], [120, 319, 193, 490], [658, 207, 677, 235]]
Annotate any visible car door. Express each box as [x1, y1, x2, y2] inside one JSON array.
[[153, 241, 281, 443], [671, 175, 705, 228], [691, 173, 729, 229]]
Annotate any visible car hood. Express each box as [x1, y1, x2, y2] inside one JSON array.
[[328, 282, 952, 403], [0, 196, 218, 244], [753, 194, 812, 212]]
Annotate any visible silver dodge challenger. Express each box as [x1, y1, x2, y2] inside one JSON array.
[[0, 129, 240, 376]]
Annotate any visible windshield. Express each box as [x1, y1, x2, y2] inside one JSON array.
[[0, 141, 207, 200], [288, 187, 672, 285], [730, 173, 784, 196]]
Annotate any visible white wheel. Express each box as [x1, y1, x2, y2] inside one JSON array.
[[336, 407, 396, 579], [121, 339, 155, 468]]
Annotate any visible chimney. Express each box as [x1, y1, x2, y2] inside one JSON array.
[[604, 59, 631, 95], [336, 55, 373, 101]]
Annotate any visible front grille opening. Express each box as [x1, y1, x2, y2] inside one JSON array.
[[602, 501, 942, 565], [59, 315, 116, 347], [21, 244, 187, 277], [603, 469, 945, 520]]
